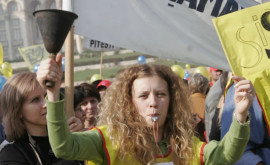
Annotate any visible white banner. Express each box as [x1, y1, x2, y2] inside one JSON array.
[[83, 38, 120, 51], [73, 0, 247, 70]]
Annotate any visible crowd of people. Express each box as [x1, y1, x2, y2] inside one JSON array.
[[0, 52, 269, 164]]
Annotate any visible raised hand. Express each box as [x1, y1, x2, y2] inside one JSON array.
[[232, 76, 255, 123], [36, 53, 63, 101], [68, 116, 84, 132]]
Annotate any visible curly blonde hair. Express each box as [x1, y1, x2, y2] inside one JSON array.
[[98, 64, 195, 164]]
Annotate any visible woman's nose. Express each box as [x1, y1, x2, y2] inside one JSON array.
[[149, 94, 157, 108], [42, 99, 47, 108]]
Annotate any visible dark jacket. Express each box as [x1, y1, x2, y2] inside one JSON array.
[[0, 134, 82, 165], [0, 124, 4, 144]]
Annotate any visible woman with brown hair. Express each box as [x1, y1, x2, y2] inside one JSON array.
[[76, 83, 101, 129], [0, 72, 82, 165], [37, 54, 254, 165]]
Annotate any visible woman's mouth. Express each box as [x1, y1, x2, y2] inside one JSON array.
[[148, 114, 159, 121]]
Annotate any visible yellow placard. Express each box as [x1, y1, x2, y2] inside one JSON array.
[[213, 2, 270, 135], [18, 44, 49, 71]]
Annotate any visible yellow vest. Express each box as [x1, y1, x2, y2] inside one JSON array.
[[86, 126, 206, 165]]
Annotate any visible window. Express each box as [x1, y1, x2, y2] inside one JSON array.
[[13, 47, 21, 59], [7, 2, 18, 13], [12, 29, 21, 40], [0, 5, 3, 14], [0, 31, 6, 41], [0, 20, 5, 28], [11, 19, 20, 27]]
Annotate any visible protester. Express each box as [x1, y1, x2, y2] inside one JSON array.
[[209, 67, 222, 87], [0, 72, 82, 165], [188, 73, 209, 119], [204, 71, 229, 142], [208, 94, 224, 141], [37, 54, 254, 164], [75, 83, 101, 129], [220, 79, 270, 165], [97, 79, 112, 98], [188, 73, 209, 142]]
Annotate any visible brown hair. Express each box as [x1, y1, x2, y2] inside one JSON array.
[[78, 83, 101, 102], [188, 73, 209, 94], [98, 64, 194, 164], [1, 72, 40, 141]]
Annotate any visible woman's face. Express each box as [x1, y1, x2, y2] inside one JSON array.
[[132, 76, 170, 128], [80, 97, 99, 121], [21, 86, 47, 133]]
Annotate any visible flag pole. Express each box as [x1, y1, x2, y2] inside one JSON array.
[[63, 0, 75, 118], [64, 26, 75, 118]]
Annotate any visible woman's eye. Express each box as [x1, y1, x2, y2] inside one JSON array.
[[31, 97, 40, 103], [139, 94, 147, 98], [81, 102, 88, 106], [157, 93, 165, 97]]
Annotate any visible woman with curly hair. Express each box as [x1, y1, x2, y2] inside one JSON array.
[[37, 54, 254, 165]]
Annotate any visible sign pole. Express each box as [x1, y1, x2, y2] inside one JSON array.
[[100, 51, 104, 78]]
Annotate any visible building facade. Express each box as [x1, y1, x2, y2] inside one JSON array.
[[0, 0, 61, 61]]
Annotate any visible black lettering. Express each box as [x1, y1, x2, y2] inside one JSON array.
[[211, 0, 223, 17], [219, 0, 239, 16], [176, 0, 197, 9], [90, 40, 95, 47], [197, 0, 209, 12], [96, 41, 100, 47], [176, 0, 184, 4], [187, 0, 197, 10]]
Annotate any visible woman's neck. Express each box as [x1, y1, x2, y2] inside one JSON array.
[[26, 125, 47, 136], [84, 118, 96, 129]]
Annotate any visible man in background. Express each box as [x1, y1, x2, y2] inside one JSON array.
[[209, 67, 222, 87]]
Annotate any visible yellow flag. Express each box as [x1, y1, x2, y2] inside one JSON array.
[[213, 3, 270, 135], [18, 44, 49, 71], [0, 43, 3, 65]]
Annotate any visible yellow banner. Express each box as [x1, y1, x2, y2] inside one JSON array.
[[213, 3, 270, 135], [18, 44, 49, 71]]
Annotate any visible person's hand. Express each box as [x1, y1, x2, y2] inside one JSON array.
[[68, 116, 84, 132], [232, 76, 255, 123], [36, 53, 63, 101]]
